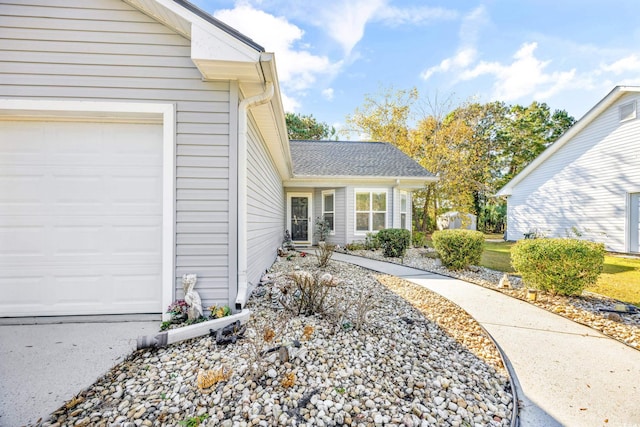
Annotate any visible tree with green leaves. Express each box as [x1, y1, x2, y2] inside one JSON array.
[[285, 112, 337, 140]]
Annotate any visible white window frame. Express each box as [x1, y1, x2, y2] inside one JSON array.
[[400, 191, 409, 230], [321, 190, 336, 235], [355, 189, 388, 234]]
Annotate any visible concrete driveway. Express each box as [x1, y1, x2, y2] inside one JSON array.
[[0, 317, 159, 427]]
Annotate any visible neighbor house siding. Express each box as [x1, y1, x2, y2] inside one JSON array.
[[0, 0, 234, 307], [506, 92, 640, 252], [246, 116, 283, 288]]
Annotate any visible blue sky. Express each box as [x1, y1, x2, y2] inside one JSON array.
[[193, 0, 640, 134]]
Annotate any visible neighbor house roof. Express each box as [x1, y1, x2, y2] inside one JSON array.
[[289, 140, 436, 178], [497, 85, 640, 196]]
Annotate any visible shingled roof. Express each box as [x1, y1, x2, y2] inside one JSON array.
[[289, 140, 435, 178]]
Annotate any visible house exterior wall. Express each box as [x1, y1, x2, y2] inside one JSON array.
[[505, 92, 640, 252], [0, 0, 235, 308], [310, 187, 346, 245], [246, 116, 284, 289]]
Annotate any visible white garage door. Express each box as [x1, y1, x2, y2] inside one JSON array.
[[0, 120, 164, 316]]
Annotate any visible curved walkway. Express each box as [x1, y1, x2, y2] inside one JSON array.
[[332, 252, 640, 427]]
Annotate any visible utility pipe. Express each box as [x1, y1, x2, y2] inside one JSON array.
[[235, 81, 274, 309]]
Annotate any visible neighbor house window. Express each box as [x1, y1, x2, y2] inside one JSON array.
[[322, 190, 335, 233], [356, 190, 387, 232], [400, 191, 408, 229], [620, 101, 637, 122]]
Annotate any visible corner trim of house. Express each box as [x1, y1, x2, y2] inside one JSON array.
[[0, 99, 177, 319]]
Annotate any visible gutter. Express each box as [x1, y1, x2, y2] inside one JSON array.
[[235, 80, 274, 309]]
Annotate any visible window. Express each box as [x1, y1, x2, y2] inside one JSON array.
[[355, 190, 387, 232], [620, 101, 637, 122], [400, 191, 408, 229], [322, 190, 335, 233]]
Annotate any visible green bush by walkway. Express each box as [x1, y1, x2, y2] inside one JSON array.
[[511, 238, 605, 296], [432, 229, 484, 270]]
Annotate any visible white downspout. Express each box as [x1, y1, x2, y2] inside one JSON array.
[[236, 81, 274, 309]]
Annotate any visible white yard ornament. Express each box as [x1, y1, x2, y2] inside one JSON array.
[[498, 273, 511, 289], [182, 274, 203, 321]]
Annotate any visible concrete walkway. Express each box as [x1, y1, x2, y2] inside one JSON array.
[[0, 317, 159, 427], [332, 252, 640, 427]]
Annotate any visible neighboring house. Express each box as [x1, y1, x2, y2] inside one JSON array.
[[0, 0, 435, 318], [497, 86, 640, 253], [287, 140, 437, 246]]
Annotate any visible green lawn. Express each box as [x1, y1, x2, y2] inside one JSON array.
[[478, 239, 640, 306]]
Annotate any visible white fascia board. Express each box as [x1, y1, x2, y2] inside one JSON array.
[[497, 86, 640, 196], [284, 176, 437, 189]]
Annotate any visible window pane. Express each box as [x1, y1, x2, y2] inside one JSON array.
[[372, 192, 386, 211], [324, 194, 334, 212], [356, 192, 370, 211], [325, 213, 334, 231], [401, 213, 406, 229], [373, 213, 386, 230], [356, 213, 369, 231], [400, 193, 407, 212]]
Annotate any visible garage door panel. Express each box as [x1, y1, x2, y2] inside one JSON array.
[[0, 120, 163, 317]]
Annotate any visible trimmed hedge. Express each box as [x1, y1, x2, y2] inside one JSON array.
[[412, 231, 428, 248], [376, 228, 411, 258], [511, 238, 605, 296], [432, 229, 484, 270]]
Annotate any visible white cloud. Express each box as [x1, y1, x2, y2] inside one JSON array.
[[322, 88, 335, 100], [421, 48, 477, 80], [280, 92, 301, 112], [374, 5, 458, 26], [460, 42, 576, 101], [213, 3, 342, 110], [600, 54, 640, 75]]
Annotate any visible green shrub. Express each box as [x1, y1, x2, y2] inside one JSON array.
[[412, 231, 427, 248], [432, 229, 484, 270], [376, 228, 411, 258], [511, 238, 605, 296], [364, 232, 381, 250]]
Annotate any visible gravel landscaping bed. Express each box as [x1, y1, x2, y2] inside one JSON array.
[[40, 256, 513, 427], [343, 247, 640, 351]]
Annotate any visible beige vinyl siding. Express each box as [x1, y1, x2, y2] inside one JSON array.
[[0, 0, 233, 307], [506, 92, 640, 252], [246, 116, 284, 289]]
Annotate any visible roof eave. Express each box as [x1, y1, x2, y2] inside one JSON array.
[[496, 85, 640, 197], [285, 175, 438, 189]]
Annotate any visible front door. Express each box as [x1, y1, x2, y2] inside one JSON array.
[[288, 193, 312, 243]]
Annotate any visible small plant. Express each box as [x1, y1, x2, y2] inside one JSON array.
[[345, 241, 365, 251], [364, 233, 381, 250], [179, 414, 209, 427], [279, 271, 337, 316], [196, 366, 233, 390], [208, 304, 231, 319], [351, 288, 377, 330], [302, 325, 314, 340], [263, 327, 275, 342], [335, 387, 346, 394], [412, 231, 427, 248], [161, 299, 191, 330], [281, 372, 296, 388], [315, 216, 332, 242], [376, 228, 411, 258], [432, 229, 484, 270], [315, 242, 335, 268], [511, 238, 605, 296]]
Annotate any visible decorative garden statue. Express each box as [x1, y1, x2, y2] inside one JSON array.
[[182, 273, 203, 321]]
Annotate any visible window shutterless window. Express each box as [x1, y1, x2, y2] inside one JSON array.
[[400, 191, 408, 229], [322, 190, 335, 233], [355, 190, 386, 232]]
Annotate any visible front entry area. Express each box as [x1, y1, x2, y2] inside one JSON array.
[[287, 193, 312, 244]]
